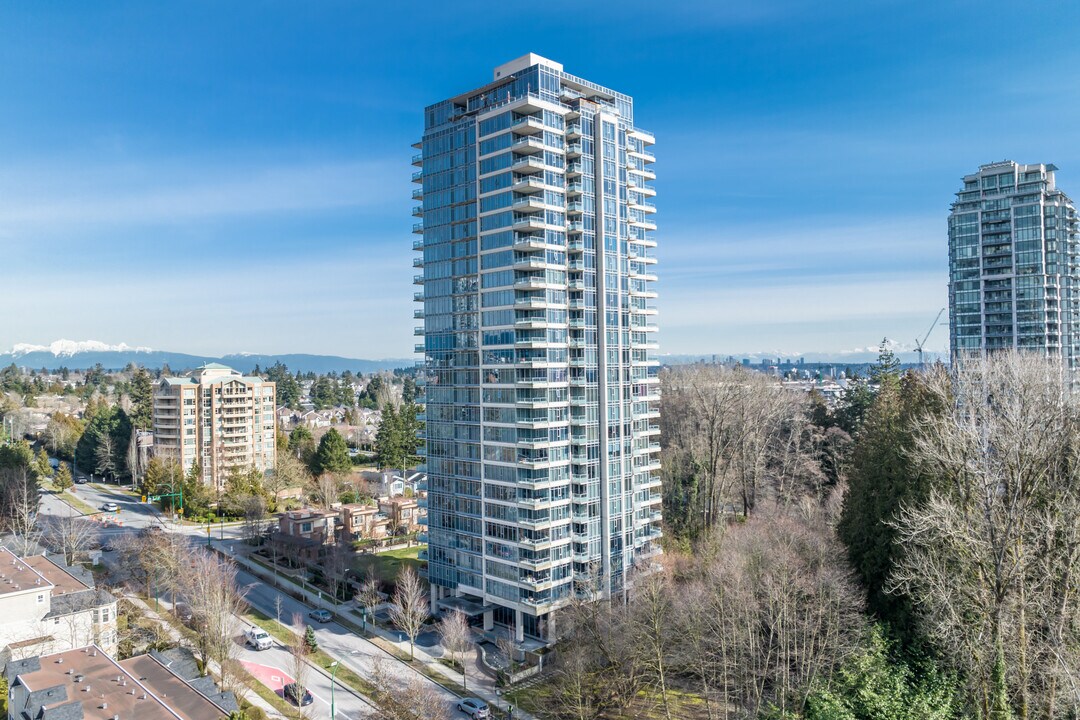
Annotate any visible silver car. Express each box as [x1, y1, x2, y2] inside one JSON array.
[[457, 698, 490, 719]]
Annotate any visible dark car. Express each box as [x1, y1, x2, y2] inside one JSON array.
[[283, 682, 313, 706]]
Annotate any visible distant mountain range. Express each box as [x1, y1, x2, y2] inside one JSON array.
[[2, 340, 413, 374]]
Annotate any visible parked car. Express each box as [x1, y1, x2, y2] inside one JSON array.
[[308, 608, 332, 623], [457, 698, 490, 719], [101, 502, 119, 512], [174, 602, 194, 626], [283, 682, 313, 706], [74, 476, 88, 484], [244, 625, 272, 650]]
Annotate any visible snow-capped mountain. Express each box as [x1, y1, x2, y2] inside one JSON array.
[[10, 339, 154, 358]]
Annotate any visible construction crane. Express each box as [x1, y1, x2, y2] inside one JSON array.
[[915, 308, 946, 367]]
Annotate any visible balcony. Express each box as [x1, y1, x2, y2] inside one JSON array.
[[412, 205, 423, 218], [411, 170, 423, 183], [628, 166, 656, 180], [566, 143, 583, 158], [513, 216, 547, 231], [513, 177, 545, 194], [413, 309, 425, 319], [513, 197, 546, 214], [512, 136, 545, 155], [568, 221, 585, 233], [413, 256, 424, 268], [413, 291, 424, 302], [566, 124, 582, 139], [566, 162, 583, 178], [412, 238, 424, 251], [414, 344, 425, 354], [566, 182, 583, 196], [512, 116, 544, 135], [413, 274, 423, 285], [414, 326, 424, 336], [514, 234, 548, 250], [412, 222, 424, 234], [411, 153, 423, 167], [512, 156, 545, 174], [566, 202, 584, 215]]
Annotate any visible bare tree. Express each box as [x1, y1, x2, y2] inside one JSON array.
[[890, 352, 1080, 719], [288, 611, 312, 720], [437, 609, 471, 690], [240, 494, 268, 544], [388, 566, 428, 660], [40, 515, 97, 565], [660, 364, 815, 537], [94, 431, 116, 480], [311, 473, 340, 510], [355, 573, 383, 628], [321, 542, 351, 604], [1, 466, 41, 555], [181, 550, 248, 691], [370, 656, 450, 720], [629, 569, 677, 720]]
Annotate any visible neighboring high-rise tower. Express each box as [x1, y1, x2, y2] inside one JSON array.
[[412, 54, 661, 642], [948, 161, 1080, 368]]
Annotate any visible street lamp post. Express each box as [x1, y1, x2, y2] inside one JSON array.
[[329, 661, 339, 718]]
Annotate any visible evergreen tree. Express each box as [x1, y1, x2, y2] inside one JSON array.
[[312, 429, 352, 475], [128, 366, 154, 429], [304, 625, 318, 653], [54, 462, 73, 491], [837, 370, 947, 644], [34, 447, 52, 481], [869, 337, 901, 386], [288, 425, 316, 466]]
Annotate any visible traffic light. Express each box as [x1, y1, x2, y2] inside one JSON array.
[[141, 495, 147, 503]]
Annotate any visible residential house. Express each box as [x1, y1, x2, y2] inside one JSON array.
[[339, 503, 389, 542], [0, 548, 118, 661], [270, 508, 339, 564], [378, 496, 422, 535]]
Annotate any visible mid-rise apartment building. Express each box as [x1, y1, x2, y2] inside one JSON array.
[[414, 54, 662, 642], [949, 161, 1080, 368], [152, 364, 276, 489]]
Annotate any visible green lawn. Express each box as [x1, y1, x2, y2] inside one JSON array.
[[352, 545, 426, 586]]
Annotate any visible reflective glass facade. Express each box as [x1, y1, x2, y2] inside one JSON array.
[[948, 161, 1080, 372], [412, 55, 661, 641]]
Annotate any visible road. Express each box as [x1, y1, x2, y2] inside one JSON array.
[[235, 565, 464, 717], [37, 486, 480, 719], [230, 614, 375, 719]]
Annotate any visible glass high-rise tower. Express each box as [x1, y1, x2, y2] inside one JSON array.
[[949, 161, 1080, 369], [412, 54, 661, 642]]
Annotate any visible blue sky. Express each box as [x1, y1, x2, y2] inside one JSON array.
[[3, 1, 1079, 359]]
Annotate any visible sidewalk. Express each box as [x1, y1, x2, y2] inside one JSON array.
[[219, 540, 536, 720]]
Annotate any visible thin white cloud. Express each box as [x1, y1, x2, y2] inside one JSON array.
[[0, 158, 406, 230], [0, 243, 416, 359]]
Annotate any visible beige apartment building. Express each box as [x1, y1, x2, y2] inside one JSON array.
[[152, 363, 276, 489]]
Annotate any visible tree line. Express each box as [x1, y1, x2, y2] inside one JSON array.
[[536, 348, 1080, 720]]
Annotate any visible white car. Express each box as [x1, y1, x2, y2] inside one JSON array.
[[457, 698, 490, 719], [244, 625, 272, 650], [101, 502, 119, 512]]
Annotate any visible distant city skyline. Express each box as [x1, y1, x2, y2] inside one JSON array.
[[3, 2, 1080, 357]]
